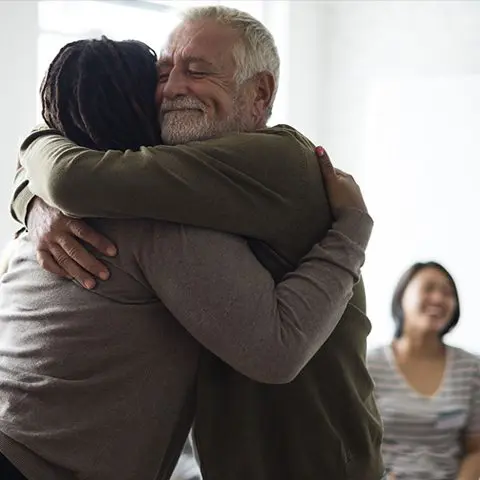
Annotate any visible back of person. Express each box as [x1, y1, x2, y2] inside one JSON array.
[[0, 219, 200, 480], [1, 209, 382, 480], [184, 118, 383, 480], [0, 37, 201, 480], [181, 131, 383, 477]]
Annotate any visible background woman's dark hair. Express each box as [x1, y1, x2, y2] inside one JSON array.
[[40, 36, 160, 151], [391, 261, 460, 338]]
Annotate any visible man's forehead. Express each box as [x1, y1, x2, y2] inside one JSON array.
[[158, 53, 215, 68], [160, 19, 239, 62]]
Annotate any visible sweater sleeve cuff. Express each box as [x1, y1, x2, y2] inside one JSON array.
[[332, 208, 373, 251]]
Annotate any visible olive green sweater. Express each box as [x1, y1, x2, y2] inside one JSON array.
[[12, 124, 384, 479]]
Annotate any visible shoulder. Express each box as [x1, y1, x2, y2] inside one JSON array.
[[366, 345, 396, 394], [89, 218, 243, 257], [258, 125, 331, 231], [367, 344, 393, 377], [83, 218, 187, 280], [128, 221, 250, 270], [234, 124, 320, 178], [160, 223, 249, 263], [87, 217, 161, 252], [367, 344, 388, 364], [448, 345, 480, 364], [448, 345, 480, 374], [82, 220, 248, 297], [187, 125, 323, 203], [259, 124, 319, 171]]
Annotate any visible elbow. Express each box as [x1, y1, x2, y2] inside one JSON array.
[[261, 367, 302, 385], [247, 327, 324, 384], [245, 363, 302, 385], [237, 349, 310, 385]]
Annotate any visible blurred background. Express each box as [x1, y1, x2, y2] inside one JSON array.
[[1, 0, 479, 354]]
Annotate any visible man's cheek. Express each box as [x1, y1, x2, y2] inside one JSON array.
[[155, 85, 165, 107]]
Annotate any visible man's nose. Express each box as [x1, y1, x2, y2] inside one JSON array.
[[162, 68, 189, 100]]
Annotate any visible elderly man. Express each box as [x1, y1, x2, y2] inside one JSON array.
[[10, 6, 384, 480]]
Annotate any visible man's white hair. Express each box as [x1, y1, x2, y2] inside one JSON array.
[[181, 5, 280, 118]]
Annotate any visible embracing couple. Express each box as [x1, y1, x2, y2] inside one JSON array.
[[0, 5, 384, 480]]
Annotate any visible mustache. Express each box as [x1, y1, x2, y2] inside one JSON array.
[[160, 97, 206, 114]]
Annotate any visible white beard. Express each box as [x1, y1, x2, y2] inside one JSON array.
[[160, 94, 252, 145]]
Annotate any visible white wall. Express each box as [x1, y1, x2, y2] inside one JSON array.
[[0, 1, 38, 248], [281, 1, 480, 353]]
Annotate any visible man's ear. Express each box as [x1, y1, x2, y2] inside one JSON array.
[[251, 71, 275, 125]]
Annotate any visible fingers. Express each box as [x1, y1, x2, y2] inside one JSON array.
[[36, 250, 70, 279], [315, 147, 355, 181], [315, 146, 335, 178], [27, 201, 113, 288], [66, 219, 117, 257], [56, 235, 110, 281], [315, 146, 325, 157], [37, 229, 112, 289], [49, 243, 97, 290], [334, 168, 352, 179]]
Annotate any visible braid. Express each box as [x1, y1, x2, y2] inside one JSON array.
[[40, 36, 160, 151], [41, 40, 93, 147]]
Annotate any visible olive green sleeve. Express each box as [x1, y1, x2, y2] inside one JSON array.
[[11, 126, 52, 226], [18, 125, 321, 244], [11, 167, 35, 226]]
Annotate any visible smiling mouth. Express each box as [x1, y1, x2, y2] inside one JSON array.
[[424, 307, 446, 318]]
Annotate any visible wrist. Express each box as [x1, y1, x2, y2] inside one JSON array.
[[26, 197, 43, 231], [332, 207, 373, 251]]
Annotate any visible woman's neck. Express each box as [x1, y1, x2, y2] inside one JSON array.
[[393, 334, 445, 360]]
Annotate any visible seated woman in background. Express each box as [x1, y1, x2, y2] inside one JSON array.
[[368, 261, 480, 479]]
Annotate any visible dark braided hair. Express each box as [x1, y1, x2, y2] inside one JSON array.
[[41, 36, 160, 151]]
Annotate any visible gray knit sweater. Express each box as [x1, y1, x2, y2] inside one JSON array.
[[0, 209, 371, 480]]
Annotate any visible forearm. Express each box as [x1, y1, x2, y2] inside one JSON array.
[[11, 167, 35, 226], [159, 208, 372, 384], [19, 125, 323, 243], [458, 451, 480, 480], [11, 125, 53, 226]]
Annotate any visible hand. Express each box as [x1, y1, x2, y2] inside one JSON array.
[[315, 146, 368, 217], [27, 198, 117, 289]]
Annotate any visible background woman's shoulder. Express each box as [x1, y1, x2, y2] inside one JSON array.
[[366, 343, 390, 369], [447, 345, 480, 381], [448, 344, 480, 371]]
